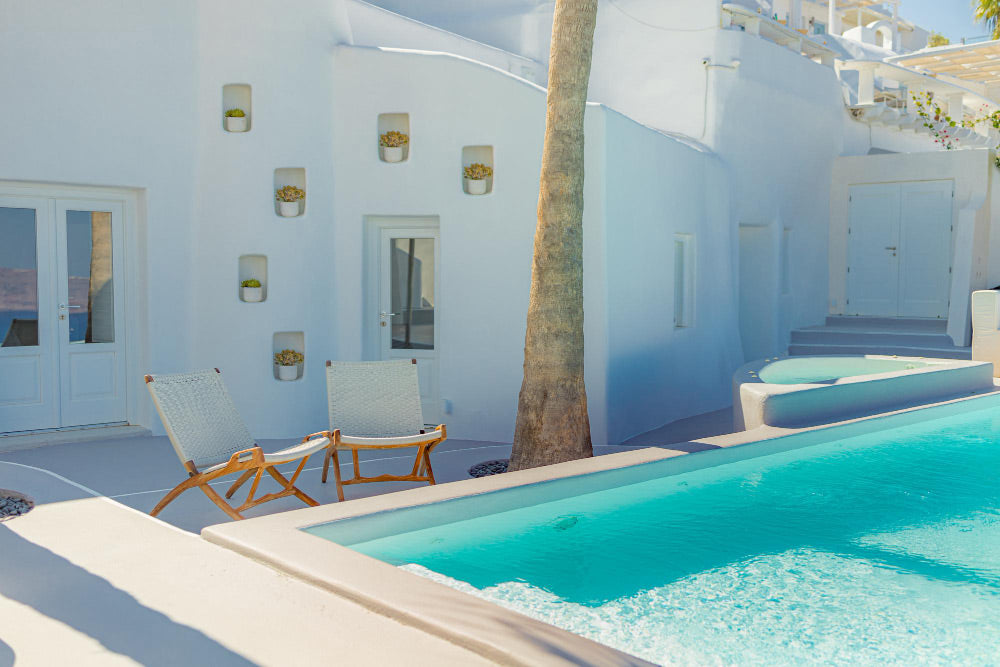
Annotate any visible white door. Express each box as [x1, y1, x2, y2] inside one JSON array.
[[376, 226, 441, 424], [847, 184, 900, 316], [846, 181, 952, 318], [0, 197, 127, 433], [897, 181, 953, 318]]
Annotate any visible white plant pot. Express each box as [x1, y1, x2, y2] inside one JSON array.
[[465, 178, 488, 195], [242, 286, 263, 302], [382, 145, 404, 163], [225, 116, 248, 132], [277, 364, 298, 381], [278, 200, 300, 217]]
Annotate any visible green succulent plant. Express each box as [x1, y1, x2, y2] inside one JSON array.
[[241, 279, 261, 288], [274, 349, 304, 366], [225, 108, 246, 118]]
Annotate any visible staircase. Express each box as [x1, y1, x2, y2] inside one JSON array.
[[788, 316, 971, 359]]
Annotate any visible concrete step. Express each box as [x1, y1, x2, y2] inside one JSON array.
[[823, 316, 947, 333], [790, 328, 956, 348], [788, 343, 971, 360]]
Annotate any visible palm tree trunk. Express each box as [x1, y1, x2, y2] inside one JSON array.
[[509, 0, 598, 471]]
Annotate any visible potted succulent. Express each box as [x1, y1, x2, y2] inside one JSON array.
[[275, 185, 305, 217], [379, 130, 408, 163], [463, 162, 493, 195], [241, 278, 262, 302], [274, 348, 303, 381], [224, 108, 248, 132]]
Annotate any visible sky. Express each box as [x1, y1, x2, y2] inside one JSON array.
[[901, 0, 988, 42]]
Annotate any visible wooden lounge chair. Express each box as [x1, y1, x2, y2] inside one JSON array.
[[145, 369, 329, 520], [321, 359, 447, 501]]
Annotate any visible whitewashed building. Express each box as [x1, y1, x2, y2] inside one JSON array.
[[2, 0, 999, 446]]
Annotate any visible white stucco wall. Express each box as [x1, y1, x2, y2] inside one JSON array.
[[0, 0, 204, 431], [0, 0, 971, 444], [331, 47, 739, 445], [602, 110, 741, 442], [186, 0, 353, 438]]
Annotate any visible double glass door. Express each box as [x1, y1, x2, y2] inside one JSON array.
[[0, 196, 126, 433]]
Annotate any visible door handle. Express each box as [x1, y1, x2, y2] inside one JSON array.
[[379, 312, 399, 318], [884, 246, 897, 251], [59, 304, 82, 309]]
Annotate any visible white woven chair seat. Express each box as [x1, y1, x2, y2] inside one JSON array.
[[337, 430, 441, 448], [327, 360, 425, 437], [200, 436, 330, 474]]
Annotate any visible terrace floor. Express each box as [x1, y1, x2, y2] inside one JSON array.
[[0, 408, 732, 665]]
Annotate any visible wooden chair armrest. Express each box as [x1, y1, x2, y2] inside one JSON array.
[[225, 446, 264, 468], [301, 430, 334, 443]]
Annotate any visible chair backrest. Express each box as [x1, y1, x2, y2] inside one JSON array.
[[326, 360, 424, 437], [145, 369, 256, 466]]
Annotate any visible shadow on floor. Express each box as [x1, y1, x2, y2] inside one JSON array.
[[619, 407, 734, 448], [0, 637, 12, 667], [0, 527, 256, 666]]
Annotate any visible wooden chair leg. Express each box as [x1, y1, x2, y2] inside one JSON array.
[[351, 449, 361, 482], [225, 470, 255, 499], [321, 447, 333, 483], [265, 464, 319, 507], [198, 483, 245, 520], [331, 449, 345, 502], [422, 449, 436, 485], [150, 477, 201, 517]]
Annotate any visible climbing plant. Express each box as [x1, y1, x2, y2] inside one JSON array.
[[909, 91, 1000, 156]]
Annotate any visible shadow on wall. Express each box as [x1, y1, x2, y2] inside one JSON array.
[[0, 528, 255, 666]]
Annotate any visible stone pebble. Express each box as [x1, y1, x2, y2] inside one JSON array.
[[0, 495, 33, 519]]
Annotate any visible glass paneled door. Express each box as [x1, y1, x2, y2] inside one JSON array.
[[378, 226, 440, 424], [0, 197, 58, 432], [0, 196, 126, 433]]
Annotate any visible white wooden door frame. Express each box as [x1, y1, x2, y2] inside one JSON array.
[[0, 182, 145, 434]]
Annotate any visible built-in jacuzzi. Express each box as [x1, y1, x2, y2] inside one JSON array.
[[734, 355, 994, 430]]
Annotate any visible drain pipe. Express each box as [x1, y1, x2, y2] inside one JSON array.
[[700, 58, 741, 141]]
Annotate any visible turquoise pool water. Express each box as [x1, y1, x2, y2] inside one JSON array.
[[758, 356, 927, 384], [308, 406, 1000, 664]]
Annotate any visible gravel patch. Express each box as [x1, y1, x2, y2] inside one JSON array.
[[469, 459, 509, 478], [0, 490, 34, 521]]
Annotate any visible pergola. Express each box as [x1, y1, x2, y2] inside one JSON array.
[[887, 41, 1000, 87]]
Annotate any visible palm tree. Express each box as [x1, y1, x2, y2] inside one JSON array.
[[975, 0, 1000, 40], [509, 0, 598, 472]]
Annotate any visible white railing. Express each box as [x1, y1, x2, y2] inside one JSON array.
[[721, 3, 837, 67]]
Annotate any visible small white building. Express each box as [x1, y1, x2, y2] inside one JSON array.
[[1, 0, 998, 446]]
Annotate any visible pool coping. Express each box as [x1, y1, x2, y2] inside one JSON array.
[[202, 385, 1000, 666]]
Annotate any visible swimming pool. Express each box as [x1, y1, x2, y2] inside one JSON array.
[[306, 403, 1000, 664]]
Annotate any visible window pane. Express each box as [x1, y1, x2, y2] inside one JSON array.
[[67, 210, 114, 343], [0, 208, 39, 347], [390, 237, 434, 350]]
